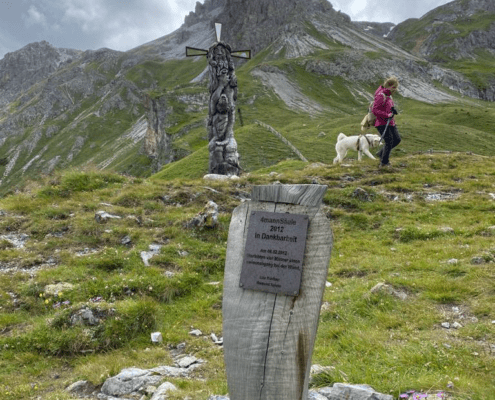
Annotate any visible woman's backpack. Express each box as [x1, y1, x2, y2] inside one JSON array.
[[360, 101, 376, 131], [360, 93, 387, 131]]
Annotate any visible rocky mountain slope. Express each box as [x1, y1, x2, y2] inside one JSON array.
[[388, 0, 495, 63], [0, 0, 494, 194]]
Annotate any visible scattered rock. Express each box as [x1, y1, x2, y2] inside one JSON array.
[[149, 382, 177, 400], [189, 329, 203, 337], [140, 244, 162, 266], [99, 368, 162, 398], [207, 384, 394, 400], [369, 282, 408, 301], [149, 366, 191, 378], [452, 322, 463, 329], [95, 211, 121, 223], [0, 234, 29, 249], [447, 258, 458, 265], [311, 364, 336, 376], [65, 380, 97, 397], [70, 307, 100, 326], [424, 192, 460, 202], [352, 187, 372, 202], [317, 383, 394, 400], [151, 332, 163, 343], [121, 235, 132, 246], [441, 322, 451, 329], [471, 256, 485, 265], [211, 333, 223, 345], [44, 282, 74, 296], [185, 201, 219, 229], [308, 391, 328, 400], [177, 356, 199, 368], [203, 174, 239, 181]]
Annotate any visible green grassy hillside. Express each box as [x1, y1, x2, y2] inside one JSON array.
[[152, 51, 495, 182], [2, 10, 495, 196], [0, 151, 494, 399], [389, 5, 495, 89]]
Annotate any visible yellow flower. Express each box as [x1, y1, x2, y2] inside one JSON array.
[[45, 299, 50, 304]]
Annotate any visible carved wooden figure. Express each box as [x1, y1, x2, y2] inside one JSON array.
[[186, 23, 251, 176]]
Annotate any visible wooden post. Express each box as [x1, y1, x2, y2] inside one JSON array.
[[223, 184, 333, 400]]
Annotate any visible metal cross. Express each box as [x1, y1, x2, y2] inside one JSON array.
[[186, 23, 251, 59]]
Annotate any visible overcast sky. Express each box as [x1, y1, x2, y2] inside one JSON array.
[[0, 0, 454, 59]]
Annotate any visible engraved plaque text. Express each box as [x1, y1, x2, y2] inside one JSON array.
[[239, 211, 309, 296]]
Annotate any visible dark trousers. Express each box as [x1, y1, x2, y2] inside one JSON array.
[[376, 125, 401, 165]]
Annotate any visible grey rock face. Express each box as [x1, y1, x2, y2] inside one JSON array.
[[389, 0, 495, 67], [216, 0, 345, 54], [143, 94, 173, 171], [0, 41, 81, 105]]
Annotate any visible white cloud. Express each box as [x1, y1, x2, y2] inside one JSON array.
[[24, 5, 48, 28], [61, 0, 106, 32], [331, 0, 453, 24]]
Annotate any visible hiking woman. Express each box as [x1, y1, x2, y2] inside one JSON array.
[[372, 77, 401, 168]]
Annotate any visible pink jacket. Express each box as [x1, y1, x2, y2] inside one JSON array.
[[372, 86, 395, 127]]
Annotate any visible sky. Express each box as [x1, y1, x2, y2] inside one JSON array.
[[0, 0, 454, 60]]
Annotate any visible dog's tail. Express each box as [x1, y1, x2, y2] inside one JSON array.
[[336, 132, 346, 142]]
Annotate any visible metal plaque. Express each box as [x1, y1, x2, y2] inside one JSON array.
[[239, 211, 309, 296]]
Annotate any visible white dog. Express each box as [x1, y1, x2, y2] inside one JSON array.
[[333, 132, 382, 164]]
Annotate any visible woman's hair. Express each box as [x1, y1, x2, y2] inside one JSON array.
[[383, 76, 399, 88]]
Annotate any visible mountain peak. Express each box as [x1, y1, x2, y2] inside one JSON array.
[[0, 41, 81, 105], [216, 0, 344, 53]]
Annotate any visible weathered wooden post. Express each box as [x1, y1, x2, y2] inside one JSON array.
[[223, 184, 333, 399]]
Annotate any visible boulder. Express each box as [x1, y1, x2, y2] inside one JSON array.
[[318, 383, 394, 400], [100, 368, 162, 398]]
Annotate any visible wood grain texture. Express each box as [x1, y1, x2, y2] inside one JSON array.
[[223, 185, 333, 400], [251, 184, 328, 207]]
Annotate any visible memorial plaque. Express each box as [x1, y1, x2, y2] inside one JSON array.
[[239, 211, 309, 296]]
